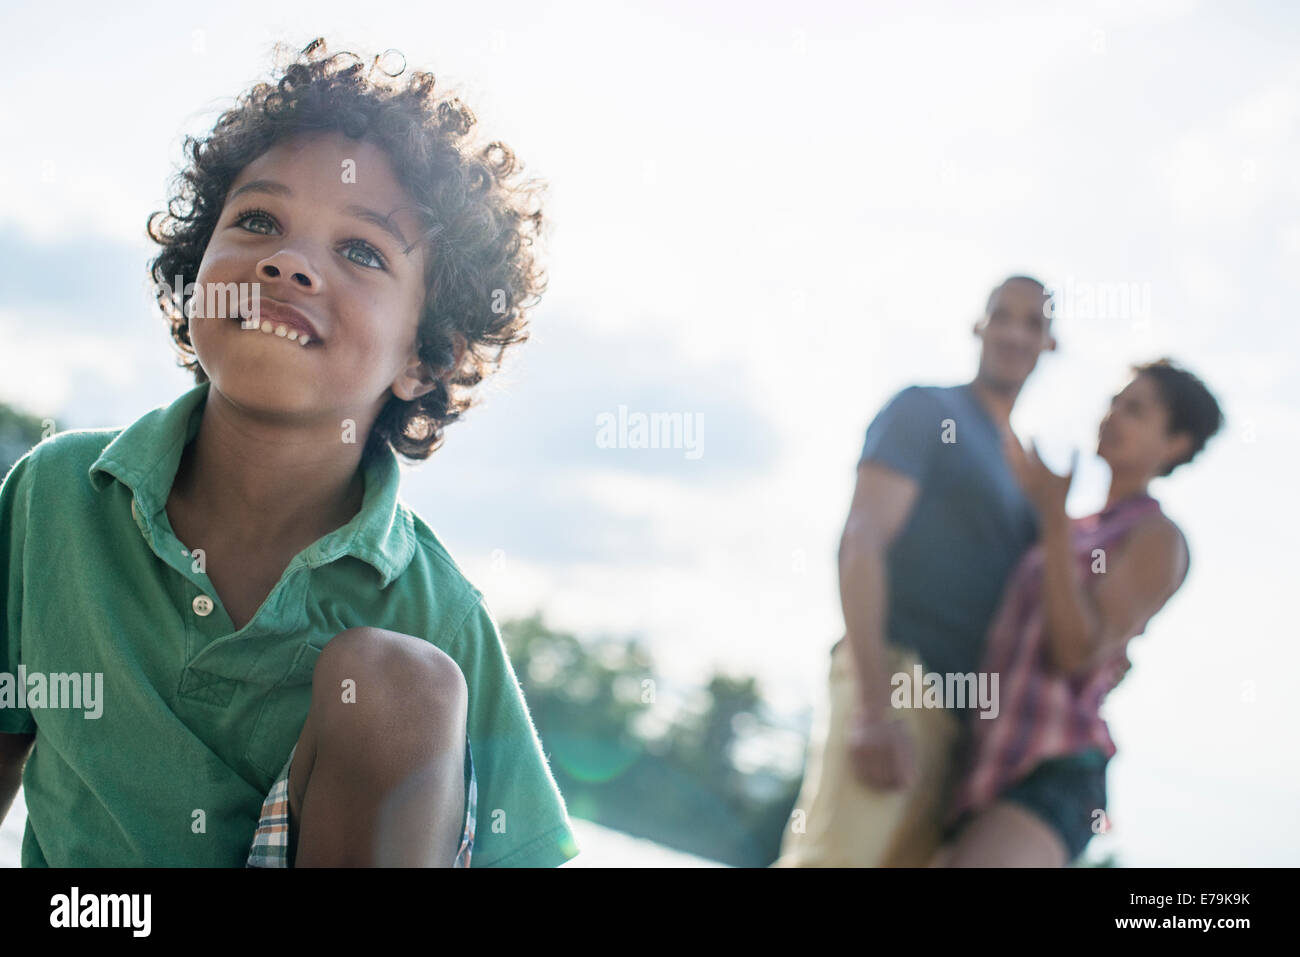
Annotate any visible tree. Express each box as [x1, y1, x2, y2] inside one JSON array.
[[0, 399, 47, 479], [501, 612, 803, 866]]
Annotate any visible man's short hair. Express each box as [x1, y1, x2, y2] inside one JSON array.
[[986, 274, 1053, 320]]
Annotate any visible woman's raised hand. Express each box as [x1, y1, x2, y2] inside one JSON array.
[[1001, 429, 1075, 516]]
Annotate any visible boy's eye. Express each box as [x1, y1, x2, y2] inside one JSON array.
[[233, 208, 276, 235], [229, 208, 389, 271], [341, 240, 387, 270]]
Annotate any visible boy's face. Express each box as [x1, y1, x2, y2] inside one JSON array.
[[189, 130, 436, 424]]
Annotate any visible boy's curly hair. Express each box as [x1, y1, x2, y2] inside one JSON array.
[[146, 37, 547, 464]]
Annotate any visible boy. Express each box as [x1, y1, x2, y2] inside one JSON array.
[[0, 37, 577, 867]]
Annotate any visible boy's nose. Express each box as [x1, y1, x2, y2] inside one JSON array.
[[257, 249, 319, 289]]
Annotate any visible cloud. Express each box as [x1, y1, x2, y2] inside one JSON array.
[[405, 310, 780, 564], [0, 225, 155, 330]]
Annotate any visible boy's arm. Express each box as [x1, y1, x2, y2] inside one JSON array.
[[2, 449, 39, 741], [0, 732, 35, 825], [447, 597, 579, 867]]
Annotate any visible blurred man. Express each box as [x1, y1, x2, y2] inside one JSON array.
[[776, 276, 1055, 866]]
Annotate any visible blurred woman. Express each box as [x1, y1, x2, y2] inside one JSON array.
[[934, 358, 1223, 867]]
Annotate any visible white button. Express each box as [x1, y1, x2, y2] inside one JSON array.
[[131, 500, 138, 520], [192, 595, 214, 617]]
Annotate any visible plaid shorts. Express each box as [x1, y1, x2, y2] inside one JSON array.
[[246, 736, 477, 867]]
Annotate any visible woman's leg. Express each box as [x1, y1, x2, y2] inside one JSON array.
[[937, 800, 1068, 867], [286, 626, 468, 867]]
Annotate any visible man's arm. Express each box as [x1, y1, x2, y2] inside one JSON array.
[[839, 385, 938, 789], [838, 462, 922, 789], [0, 732, 35, 825], [839, 462, 920, 716]]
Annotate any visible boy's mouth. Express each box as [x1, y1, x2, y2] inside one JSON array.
[[233, 313, 321, 347], [235, 298, 325, 346]]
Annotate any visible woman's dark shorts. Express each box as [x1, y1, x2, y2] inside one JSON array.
[[998, 747, 1109, 862]]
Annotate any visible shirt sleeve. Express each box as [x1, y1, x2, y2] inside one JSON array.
[[447, 596, 580, 867], [857, 385, 940, 482], [0, 447, 37, 735]]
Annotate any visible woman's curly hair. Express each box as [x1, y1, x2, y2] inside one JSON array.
[[146, 37, 547, 464]]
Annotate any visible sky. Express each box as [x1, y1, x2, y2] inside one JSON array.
[[0, 0, 1297, 866]]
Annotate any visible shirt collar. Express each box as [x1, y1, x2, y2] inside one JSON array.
[[958, 382, 1000, 435], [88, 381, 416, 588]]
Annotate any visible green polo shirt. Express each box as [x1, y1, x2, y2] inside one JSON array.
[[0, 381, 579, 867]]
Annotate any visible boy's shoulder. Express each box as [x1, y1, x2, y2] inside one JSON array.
[[5, 426, 123, 487], [396, 500, 489, 623]]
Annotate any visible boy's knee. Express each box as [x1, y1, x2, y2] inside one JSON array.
[[310, 627, 467, 744]]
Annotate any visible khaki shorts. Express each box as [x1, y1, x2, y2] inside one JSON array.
[[773, 640, 966, 867]]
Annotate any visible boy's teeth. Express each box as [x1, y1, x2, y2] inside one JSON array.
[[243, 316, 312, 346], [239, 312, 312, 345]]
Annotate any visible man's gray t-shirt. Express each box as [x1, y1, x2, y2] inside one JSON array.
[[848, 383, 1038, 678]]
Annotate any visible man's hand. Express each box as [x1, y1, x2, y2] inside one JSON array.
[[846, 705, 917, 791]]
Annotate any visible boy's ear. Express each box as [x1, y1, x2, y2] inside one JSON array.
[[393, 332, 469, 402], [440, 332, 468, 382], [392, 369, 437, 403]]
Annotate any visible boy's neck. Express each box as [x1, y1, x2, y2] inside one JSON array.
[[169, 386, 369, 552]]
